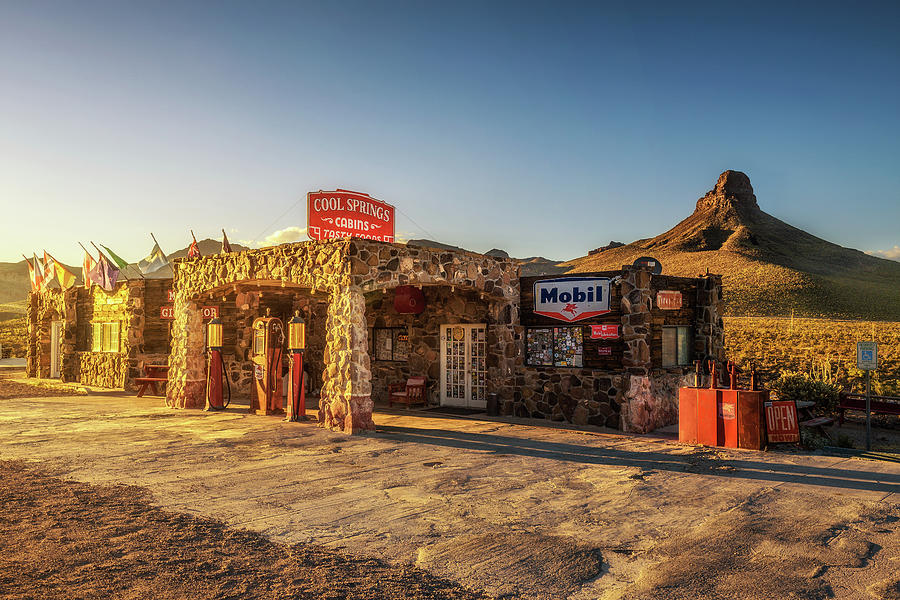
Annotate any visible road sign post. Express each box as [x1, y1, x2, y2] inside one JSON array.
[[856, 341, 878, 451]]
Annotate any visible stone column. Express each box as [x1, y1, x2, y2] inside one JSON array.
[[26, 293, 38, 377], [166, 296, 206, 408], [620, 266, 652, 376], [123, 281, 145, 392], [319, 285, 374, 434], [695, 274, 725, 363], [60, 289, 78, 383], [619, 266, 655, 432]]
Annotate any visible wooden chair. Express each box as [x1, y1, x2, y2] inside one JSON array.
[[388, 376, 427, 408]]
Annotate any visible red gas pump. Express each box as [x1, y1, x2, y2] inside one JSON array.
[[205, 317, 229, 410], [250, 312, 285, 415], [287, 311, 307, 421]]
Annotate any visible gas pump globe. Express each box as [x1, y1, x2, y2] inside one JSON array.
[[207, 317, 223, 350], [287, 311, 307, 422], [205, 317, 227, 410], [288, 313, 306, 352]]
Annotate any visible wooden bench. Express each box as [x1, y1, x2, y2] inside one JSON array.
[[388, 376, 427, 408], [838, 392, 900, 425], [135, 377, 168, 397], [135, 363, 169, 398]]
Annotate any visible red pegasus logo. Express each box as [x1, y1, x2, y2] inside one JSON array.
[[562, 303, 578, 316]]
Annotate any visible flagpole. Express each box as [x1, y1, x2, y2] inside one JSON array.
[[78, 242, 95, 260], [92, 241, 129, 282]]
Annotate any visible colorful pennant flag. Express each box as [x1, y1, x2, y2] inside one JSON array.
[[42, 251, 58, 289], [96, 252, 119, 291], [82, 248, 97, 289], [44, 251, 76, 290], [33, 252, 47, 290], [221, 229, 232, 254], [138, 235, 170, 275], [100, 244, 130, 271], [23, 255, 40, 292], [187, 230, 201, 259]]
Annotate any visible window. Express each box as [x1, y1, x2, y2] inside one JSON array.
[[662, 326, 692, 367], [373, 327, 409, 362], [91, 322, 121, 353], [525, 327, 583, 368]]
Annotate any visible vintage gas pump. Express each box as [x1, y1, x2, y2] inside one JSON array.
[[205, 317, 229, 410], [250, 310, 285, 415], [287, 311, 306, 421]]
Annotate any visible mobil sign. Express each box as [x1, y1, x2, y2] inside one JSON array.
[[534, 277, 611, 322], [307, 189, 395, 243]]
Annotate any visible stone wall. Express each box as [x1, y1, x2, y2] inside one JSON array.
[[367, 286, 495, 405], [74, 352, 127, 388], [26, 289, 72, 379], [512, 369, 626, 428]]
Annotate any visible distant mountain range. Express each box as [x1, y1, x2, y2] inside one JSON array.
[[4, 180, 899, 320]]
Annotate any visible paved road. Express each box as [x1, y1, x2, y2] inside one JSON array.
[[1, 393, 898, 599]]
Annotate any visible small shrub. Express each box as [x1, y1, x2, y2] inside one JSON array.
[[835, 434, 855, 449], [771, 372, 841, 414]]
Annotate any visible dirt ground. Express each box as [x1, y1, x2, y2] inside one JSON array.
[[0, 460, 486, 600], [0, 382, 898, 599]]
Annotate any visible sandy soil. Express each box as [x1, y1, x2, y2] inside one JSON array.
[[0, 390, 898, 599], [0, 460, 486, 600]]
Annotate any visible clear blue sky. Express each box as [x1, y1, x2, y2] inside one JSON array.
[[2, 0, 899, 265]]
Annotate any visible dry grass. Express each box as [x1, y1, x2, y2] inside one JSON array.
[[725, 316, 900, 394]]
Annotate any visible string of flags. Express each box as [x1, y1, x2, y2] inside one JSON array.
[[25, 231, 236, 293]]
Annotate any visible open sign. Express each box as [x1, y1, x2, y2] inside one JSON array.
[[765, 400, 800, 443]]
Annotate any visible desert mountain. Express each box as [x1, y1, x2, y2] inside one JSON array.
[[564, 170, 900, 319], [0, 239, 248, 306]]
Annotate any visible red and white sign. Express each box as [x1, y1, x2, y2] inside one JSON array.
[[590, 324, 619, 339], [307, 189, 395, 243], [597, 346, 613, 356], [167, 289, 175, 302], [656, 290, 682, 310], [201, 306, 219, 320], [160, 305, 175, 320], [533, 277, 611, 322], [765, 400, 800, 443]]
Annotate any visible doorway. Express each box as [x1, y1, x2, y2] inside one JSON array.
[[49, 320, 62, 379], [440, 324, 487, 409]]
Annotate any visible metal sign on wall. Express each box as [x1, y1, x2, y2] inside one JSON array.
[[590, 324, 619, 339], [307, 189, 395, 243], [656, 290, 683, 310], [533, 277, 611, 322]]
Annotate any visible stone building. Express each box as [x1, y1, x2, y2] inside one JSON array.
[[26, 239, 724, 436], [26, 279, 172, 389], [166, 239, 520, 433]]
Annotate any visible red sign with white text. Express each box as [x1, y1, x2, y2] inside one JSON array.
[[201, 306, 219, 320], [765, 400, 800, 443], [590, 324, 619, 339], [161, 305, 175, 320], [656, 290, 683, 310], [167, 289, 175, 302], [597, 346, 613, 356], [307, 189, 395, 243]]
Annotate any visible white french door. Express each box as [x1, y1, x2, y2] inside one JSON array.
[[50, 320, 62, 379], [440, 324, 487, 409]]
